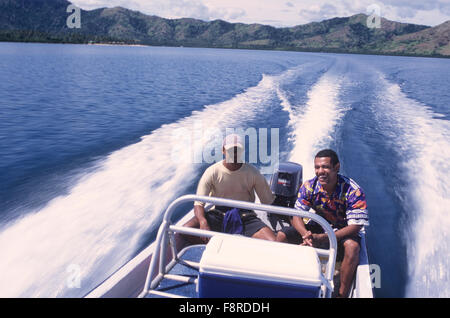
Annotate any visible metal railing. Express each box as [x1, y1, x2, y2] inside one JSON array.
[[138, 194, 337, 298]]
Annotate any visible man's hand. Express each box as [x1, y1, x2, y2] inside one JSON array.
[[301, 231, 313, 246], [198, 218, 210, 243], [194, 205, 211, 243], [301, 232, 328, 247], [199, 218, 210, 231]]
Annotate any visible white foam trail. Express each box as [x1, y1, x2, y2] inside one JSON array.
[[0, 68, 298, 297], [280, 73, 346, 180], [375, 77, 450, 297]]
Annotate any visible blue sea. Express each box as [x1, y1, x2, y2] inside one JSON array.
[[0, 42, 449, 298]]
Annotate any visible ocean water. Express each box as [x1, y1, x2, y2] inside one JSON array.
[[0, 42, 449, 297]]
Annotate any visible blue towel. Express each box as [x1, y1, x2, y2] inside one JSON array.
[[222, 208, 243, 234]]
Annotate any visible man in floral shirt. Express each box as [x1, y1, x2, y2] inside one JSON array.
[[276, 149, 369, 297]]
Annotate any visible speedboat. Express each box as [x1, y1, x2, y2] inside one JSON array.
[[85, 163, 373, 298]]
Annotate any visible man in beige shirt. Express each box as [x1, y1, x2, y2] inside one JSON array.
[[184, 134, 276, 242]]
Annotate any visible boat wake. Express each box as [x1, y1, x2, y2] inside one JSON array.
[[278, 71, 348, 180], [373, 75, 450, 297], [0, 64, 314, 297]]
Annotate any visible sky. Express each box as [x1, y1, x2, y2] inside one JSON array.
[[70, 0, 450, 27]]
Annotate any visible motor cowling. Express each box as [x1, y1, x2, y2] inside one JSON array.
[[268, 162, 303, 230]]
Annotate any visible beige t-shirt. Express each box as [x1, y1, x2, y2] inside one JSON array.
[[194, 161, 275, 207]]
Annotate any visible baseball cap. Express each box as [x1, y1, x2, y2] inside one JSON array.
[[222, 133, 244, 150]]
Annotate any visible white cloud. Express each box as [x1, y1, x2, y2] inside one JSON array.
[[72, 0, 212, 20], [70, 0, 450, 27], [298, 3, 339, 23], [285, 2, 294, 8]]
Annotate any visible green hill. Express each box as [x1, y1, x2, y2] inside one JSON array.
[[1, 0, 448, 57]]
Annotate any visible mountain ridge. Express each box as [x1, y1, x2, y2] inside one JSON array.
[[0, 0, 449, 57]]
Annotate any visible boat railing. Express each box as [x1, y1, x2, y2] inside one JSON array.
[[138, 194, 337, 298]]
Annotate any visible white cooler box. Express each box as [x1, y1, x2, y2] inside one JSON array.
[[198, 235, 324, 298]]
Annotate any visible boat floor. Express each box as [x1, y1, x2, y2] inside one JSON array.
[[146, 245, 205, 298]]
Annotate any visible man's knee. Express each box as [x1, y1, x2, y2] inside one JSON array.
[[276, 231, 287, 242], [252, 226, 276, 241], [343, 239, 360, 261]]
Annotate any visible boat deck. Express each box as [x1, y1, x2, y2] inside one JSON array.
[[146, 245, 204, 298]]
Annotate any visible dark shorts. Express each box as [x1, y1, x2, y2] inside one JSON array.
[[205, 208, 268, 238], [280, 222, 361, 262]]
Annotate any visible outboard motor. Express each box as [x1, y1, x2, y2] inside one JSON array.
[[268, 162, 303, 230]]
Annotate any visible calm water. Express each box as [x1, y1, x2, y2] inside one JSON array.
[[0, 42, 449, 297]]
